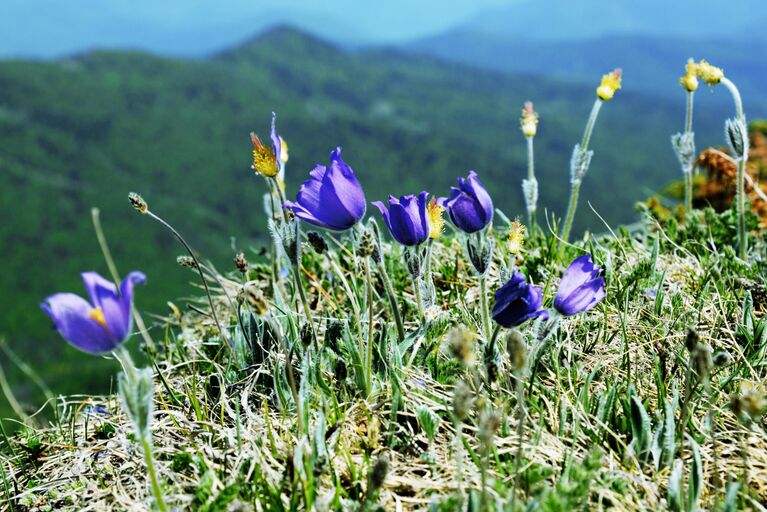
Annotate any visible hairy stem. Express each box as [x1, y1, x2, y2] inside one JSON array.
[[722, 77, 748, 259], [377, 260, 405, 342], [526, 135, 537, 234], [558, 99, 603, 259], [141, 435, 168, 512]]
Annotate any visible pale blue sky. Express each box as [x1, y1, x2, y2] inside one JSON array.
[[0, 0, 518, 57]]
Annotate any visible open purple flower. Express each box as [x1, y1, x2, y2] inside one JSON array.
[[372, 191, 430, 246], [41, 271, 146, 354], [443, 171, 494, 233], [283, 147, 366, 231], [492, 271, 548, 328], [554, 254, 606, 316]]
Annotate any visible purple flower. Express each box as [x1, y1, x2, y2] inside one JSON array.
[[283, 147, 366, 230], [372, 191, 430, 246], [41, 271, 146, 354], [492, 271, 548, 328], [442, 171, 494, 233], [554, 254, 606, 316]]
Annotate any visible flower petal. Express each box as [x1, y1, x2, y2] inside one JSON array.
[[81, 272, 125, 341], [555, 277, 605, 316], [327, 147, 366, 221], [41, 293, 118, 353], [118, 271, 146, 340]]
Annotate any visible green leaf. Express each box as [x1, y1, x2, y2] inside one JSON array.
[[668, 460, 684, 512], [687, 436, 703, 512]]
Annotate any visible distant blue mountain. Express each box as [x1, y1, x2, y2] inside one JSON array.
[[407, 30, 767, 115], [461, 0, 767, 42]]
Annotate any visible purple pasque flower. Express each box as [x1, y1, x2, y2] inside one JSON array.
[[492, 271, 548, 328], [554, 254, 606, 316], [372, 191, 430, 246], [41, 271, 146, 354], [442, 171, 494, 233], [283, 147, 366, 231]]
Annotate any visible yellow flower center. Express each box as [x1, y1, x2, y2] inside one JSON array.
[[89, 307, 108, 330], [596, 69, 622, 101], [250, 134, 279, 177], [279, 136, 289, 164], [427, 199, 445, 239], [507, 220, 526, 255]]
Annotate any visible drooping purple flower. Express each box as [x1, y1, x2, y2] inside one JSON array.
[[442, 171, 494, 233], [372, 191, 430, 246], [554, 254, 606, 316], [283, 147, 366, 231], [41, 271, 146, 354], [492, 271, 548, 328]]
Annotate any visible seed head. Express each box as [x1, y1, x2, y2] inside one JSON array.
[[177, 255, 197, 269], [447, 326, 475, 365], [128, 192, 148, 214], [234, 252, 249, 274]]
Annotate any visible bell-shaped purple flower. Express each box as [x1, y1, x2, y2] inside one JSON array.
[[492, 271, 548, 328], [443, 171, 494, 233], [372, 191, 430, 246], [554, 254, 606, 316], [283, 147, 366, 231], [41, 271, 146, 354]]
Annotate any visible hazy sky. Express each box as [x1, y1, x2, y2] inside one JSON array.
[[0, 0, 519, 57]]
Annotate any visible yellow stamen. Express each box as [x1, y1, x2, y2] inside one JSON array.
[[596, 68, 622, 101], [427, 198, 445, 239], [250, 133, 279, 177], [279, 136, 289, 164], [507, 219, 526, 255], [89, 307, 108, 330], [696, 59, 724, 86], [679, 58, 699, 92]]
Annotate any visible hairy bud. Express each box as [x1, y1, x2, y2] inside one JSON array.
[[570, 144, 594, 184], [118, 366, 154, 438], [671, 132, 696, 172], [234, 252, 249, 274], [725, 117, 748, 158], [505, 329, 527, 372], [306, 231, 328, 255]]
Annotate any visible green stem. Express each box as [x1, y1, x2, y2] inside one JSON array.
[[364, 260, 374, 393], [141, 435, 168, 512], [526, 136, 537, 234], [413, 275, 425, 324], [558, 99, 603, 259], [293, 267, 318, 348], [511, 370, 526, 500], [684, 91, 695, 219], [722, 77, 748, 259], [479, 273, 491, 343], [328, 257, 363, 342], [558, 181, 581, 262], [377, 261, 405, 342]]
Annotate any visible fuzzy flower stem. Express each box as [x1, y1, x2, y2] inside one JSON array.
[[328, 257, 363, 343], [721, 77, 748, 259], [140, 436, 168, 512], [293, 266, 318, 349], [477, 233, 492, 342], [112, 348, 168, 512], [413, 275, 425, 325], [684, 91, 695, 219], [144, 210, 231, 347], [511, 370, 526, 501], [526, 136, 537, 234], [364, 260, 374, 393], [376, 260, 405, 342], [558, 99, 603, 261]]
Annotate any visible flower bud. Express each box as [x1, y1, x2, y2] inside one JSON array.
[[596, 68, 622, 101], [520, 101, 539, 137], [679, 58, 699, 92]]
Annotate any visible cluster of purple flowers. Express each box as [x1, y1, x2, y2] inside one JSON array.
[[491, 254, 606, 328], [40, 115, 605, 354]]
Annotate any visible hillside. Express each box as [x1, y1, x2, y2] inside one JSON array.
[[0, 26, 731, 415]]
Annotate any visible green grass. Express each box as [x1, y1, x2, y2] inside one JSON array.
[[2, 198, 766, 510]]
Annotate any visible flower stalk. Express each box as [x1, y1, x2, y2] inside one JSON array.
[[721, 76, 749, 259]]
